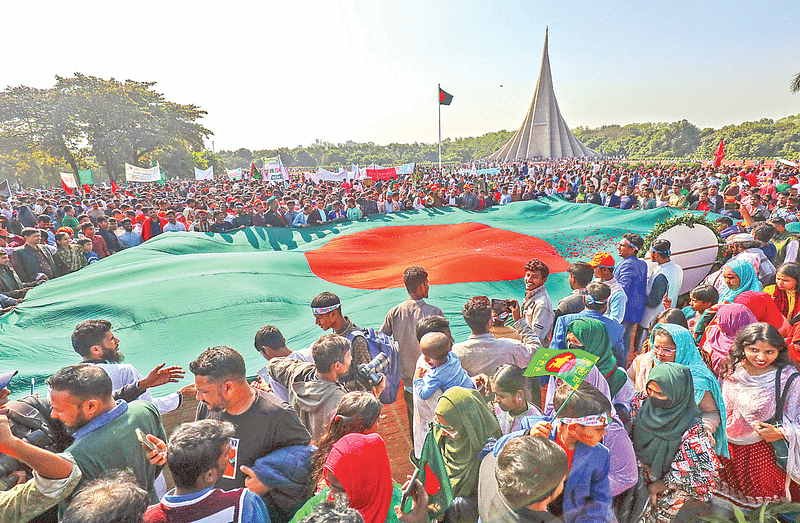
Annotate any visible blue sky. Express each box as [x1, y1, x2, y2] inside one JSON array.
[[1, 0, 798, 151]]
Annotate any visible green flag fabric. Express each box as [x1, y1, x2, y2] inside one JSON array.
[[77, 169, 94, 186], [405, 425, 454, 518], [439, 87, 453, 105], [0, 197, 696, 395]]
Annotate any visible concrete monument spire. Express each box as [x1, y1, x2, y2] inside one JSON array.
[[488, 28, 597, 160]]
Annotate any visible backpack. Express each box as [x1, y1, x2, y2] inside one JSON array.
[[347, 328, 402, 404]]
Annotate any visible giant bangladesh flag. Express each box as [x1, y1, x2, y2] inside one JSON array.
[[0, 197, 694, 395]]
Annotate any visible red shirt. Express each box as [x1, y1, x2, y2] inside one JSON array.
[[554, 429, 575, 469]]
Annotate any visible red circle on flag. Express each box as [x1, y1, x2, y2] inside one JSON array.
[[545, 352, 577, 373], [305, 223, 569, 289]]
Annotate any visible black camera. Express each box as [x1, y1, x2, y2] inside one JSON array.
[[0, 401, 59, 489], [355, 353, 388, 389]]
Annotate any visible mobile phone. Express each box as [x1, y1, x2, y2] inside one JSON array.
[[491, 299, 511, 315], [135, 428, 157, 452], [401, 466, 420, 510]]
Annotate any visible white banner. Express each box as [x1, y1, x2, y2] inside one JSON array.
[[60, 172, 78, 188], [125, 163, 161, 182], [776, 157, 798, 168], [263, 156, 289, 182], [225, 168, 242, 180], [194, 166, 214, 180], [396, 162, 415, 175], [307, 168, 349, 182]]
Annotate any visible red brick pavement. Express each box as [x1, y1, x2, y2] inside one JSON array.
[[375, 390, 416, 483]]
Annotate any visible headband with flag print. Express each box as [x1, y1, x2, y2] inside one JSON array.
[[312, 303, 341, 315], [558, 413, 611, 426]]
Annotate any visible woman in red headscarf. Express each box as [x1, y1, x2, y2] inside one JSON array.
[[733, 291, 791, 336], [291, 433, 403, 523]]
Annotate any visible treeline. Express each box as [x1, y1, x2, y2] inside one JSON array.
[[573, 115, 800, 159], [218, 131, 514, 171], [3, 73, 799, 188]]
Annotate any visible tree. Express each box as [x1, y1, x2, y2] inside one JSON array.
[[792, 72, 800, 93], [0, 73, 212, 185]]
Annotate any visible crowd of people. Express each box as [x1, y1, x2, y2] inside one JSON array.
[[0, 159, 800, 295], [0, 158, 799, 523]]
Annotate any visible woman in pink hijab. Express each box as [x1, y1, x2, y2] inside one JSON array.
[[701, 303, 757, 376]]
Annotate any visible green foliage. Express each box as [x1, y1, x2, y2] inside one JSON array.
[[216, 131, 514, 170], [0, 73, 211, 186], [692, 502, 800, 523], [574, 115, 800, 160]]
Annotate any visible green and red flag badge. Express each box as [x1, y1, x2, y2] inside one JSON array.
[[439, 87, 453, 105], [524, 347, 600, 420], [403, 425, 453, 518], [522, 347, 599, 389]]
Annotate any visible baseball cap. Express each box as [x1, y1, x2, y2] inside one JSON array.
[[588, 252, 615, 268], [727, 233, 755, 244], [0, 370, 18, 390]]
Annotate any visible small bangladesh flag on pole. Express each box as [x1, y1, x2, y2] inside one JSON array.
[[250, 162, 258, 179], [523, 347, 600, 421], [403, 425, 453, 518], [439, 87, 453, 105], [523, 347, 599, 389]]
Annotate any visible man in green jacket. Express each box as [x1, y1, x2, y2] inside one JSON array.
[[48, 364, 166, 512]]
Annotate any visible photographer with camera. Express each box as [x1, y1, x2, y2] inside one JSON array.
[[0, 371, 82, 523], [268, 334, 385, 442]]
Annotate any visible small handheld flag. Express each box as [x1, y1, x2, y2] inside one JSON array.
[[402, 423, 453, 518], [523, 347, 600, 420], [714, 139, 725, 168]]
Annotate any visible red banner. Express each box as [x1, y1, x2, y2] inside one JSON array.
[[366, 167, 398, 181]]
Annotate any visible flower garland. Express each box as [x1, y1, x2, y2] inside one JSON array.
[[638, 212, 726, 267]]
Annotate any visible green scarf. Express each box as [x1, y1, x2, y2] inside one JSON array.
[[632, 362, 702, 479], [434, 387, 501, 498], [567, 318, 628, 398]]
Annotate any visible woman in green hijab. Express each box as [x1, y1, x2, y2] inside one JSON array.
[[566, 318, 631, 400], [435, 386, 501, 522], [631, 363, 721, 523], [628, 323, 729, 459]]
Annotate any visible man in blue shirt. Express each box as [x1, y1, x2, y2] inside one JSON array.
[[118, 219, 143, 248], [614, 233, 648, 360], [618, 185, 638, 210], [144, 419, 268, 523]]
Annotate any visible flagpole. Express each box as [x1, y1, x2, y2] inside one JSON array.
[[438, 84, 442, 174]]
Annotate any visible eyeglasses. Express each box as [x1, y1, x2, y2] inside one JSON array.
[[652, 345, 677, 354]]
